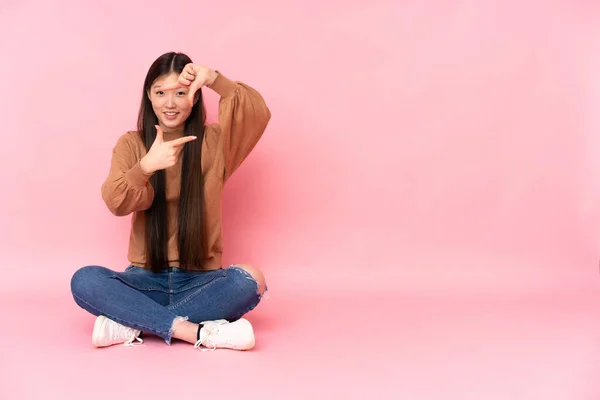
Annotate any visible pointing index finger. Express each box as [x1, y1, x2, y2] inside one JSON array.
[[170, 136, 197, 146], [160, 82, 186, 91]]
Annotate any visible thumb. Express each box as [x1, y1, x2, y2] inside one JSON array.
[[154, 125, 164, 143], [188, 81, 202, 106]]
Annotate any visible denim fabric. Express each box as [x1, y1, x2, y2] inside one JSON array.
[[70, 265, 264, 343]]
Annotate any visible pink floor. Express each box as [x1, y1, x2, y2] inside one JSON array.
[[2, 259, 599, 400]]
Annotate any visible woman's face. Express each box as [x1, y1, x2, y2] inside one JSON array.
[[148, 72, 193, 133]]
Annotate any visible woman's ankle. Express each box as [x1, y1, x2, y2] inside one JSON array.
[[171, 319, 200, 344]]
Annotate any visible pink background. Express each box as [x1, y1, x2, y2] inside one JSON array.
[[1, 1, 600, 399]]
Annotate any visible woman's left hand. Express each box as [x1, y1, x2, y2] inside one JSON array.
[[165, 63, 218, 106]]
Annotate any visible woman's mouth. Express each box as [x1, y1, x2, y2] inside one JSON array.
[[164, 112, 179, 120]]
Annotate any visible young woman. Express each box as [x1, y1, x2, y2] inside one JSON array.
[[70, 52, 271, 351]]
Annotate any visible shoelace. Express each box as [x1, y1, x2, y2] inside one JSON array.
[[124, 336, 144, 347], [111, 323, 144, 347], [193, 322, 226, 352]]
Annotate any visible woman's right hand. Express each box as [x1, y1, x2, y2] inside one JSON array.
[[140, 125, 197, 174]]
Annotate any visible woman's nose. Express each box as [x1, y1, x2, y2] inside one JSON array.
[[165, 94, 175, 108]]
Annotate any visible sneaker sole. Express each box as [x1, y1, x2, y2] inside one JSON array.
[[236, 318, 255, 350], [92, 315, 107, 347]]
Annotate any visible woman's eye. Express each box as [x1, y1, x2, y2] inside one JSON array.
[[156, 91, 164, 95], [177, 91, 186, 96]]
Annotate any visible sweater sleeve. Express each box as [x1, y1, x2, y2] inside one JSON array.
[[101, 133, 155, 216], [208, 72, 271, 180]]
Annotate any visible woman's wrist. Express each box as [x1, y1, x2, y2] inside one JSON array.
[[139, 156, 154, 175], [206, 69, 219, 86]]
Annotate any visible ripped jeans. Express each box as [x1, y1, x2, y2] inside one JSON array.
[[70, 265, 265, 344]]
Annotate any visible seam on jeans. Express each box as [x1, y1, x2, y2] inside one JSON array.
[[110, 275, 166, 292], [168, 270, 173, 305], [168, 270, 226, 294], [72, 292, 170, 339], [165, 274, 227, 310]]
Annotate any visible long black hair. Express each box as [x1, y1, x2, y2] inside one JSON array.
[[137, 52, 207, 272]]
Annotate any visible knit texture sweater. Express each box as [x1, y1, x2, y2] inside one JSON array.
[[101, 72, 271, 270]]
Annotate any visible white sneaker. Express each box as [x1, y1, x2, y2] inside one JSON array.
[[194, 318, 255, 351], [92, 316, 143, 348]]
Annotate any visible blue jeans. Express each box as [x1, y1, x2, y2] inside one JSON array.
[[70, 265, 265, 343]]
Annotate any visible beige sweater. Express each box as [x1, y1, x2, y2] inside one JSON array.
[[101, 72, 271, 270]]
